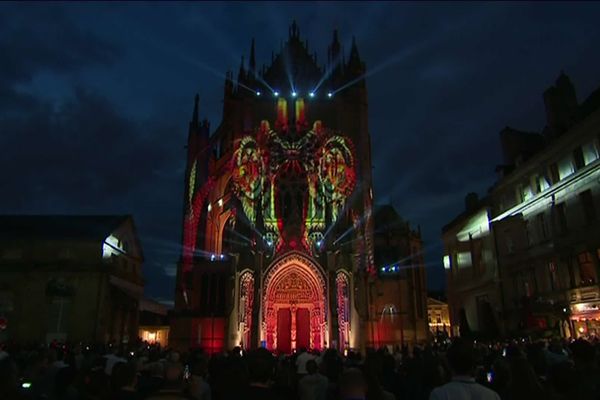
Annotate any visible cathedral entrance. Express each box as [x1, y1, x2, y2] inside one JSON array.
[[263, 252, 327, 353]]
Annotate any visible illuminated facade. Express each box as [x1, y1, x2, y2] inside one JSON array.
[[170, 23, 379, 353], [443, 196, 503, 337], [427, 297, 451, 338], [444, 73, 600, 338]]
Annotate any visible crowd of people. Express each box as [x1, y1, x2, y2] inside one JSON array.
[[2, 336, 600, 400]]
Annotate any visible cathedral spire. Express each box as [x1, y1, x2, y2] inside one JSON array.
[[347, 36, 364, 74], [328, 28, 341, 66], [191, 94, 199, 127], [249, 38, 256, 76], [237, 56, 246, 87]]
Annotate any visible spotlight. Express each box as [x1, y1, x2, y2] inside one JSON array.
[[327, 92, 333, 98], [309, 92, 315, 98], [256, 91, 261, 96], [291, 91, 297, 97], [220, 254, 225, 260], [380, 267, 385, 272], [210, 254, 216, 261], [273, 91, 279, 97], [316, 240, 323, 248]]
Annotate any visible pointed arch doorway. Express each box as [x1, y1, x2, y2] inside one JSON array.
[[263, 252, 327, 353]]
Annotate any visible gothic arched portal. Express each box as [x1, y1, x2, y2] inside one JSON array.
[[262, 252, 327, 353]]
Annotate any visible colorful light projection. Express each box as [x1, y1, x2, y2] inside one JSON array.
[[239, 271, 255, 349], [336, 272, 351, 351], [231, 98, 356, 254]]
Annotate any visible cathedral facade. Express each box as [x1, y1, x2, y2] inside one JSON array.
[[170, 23, 427, 353]]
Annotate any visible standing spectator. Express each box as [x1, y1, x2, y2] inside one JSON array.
[[429, 338, 501, 400], [296, 347, 315, 377], [187, 358, 211, 400], [298, 359, 327, 400], [112, 361, 140, 400], [339, 368, 368, 400], [146, 361, 189, 400]]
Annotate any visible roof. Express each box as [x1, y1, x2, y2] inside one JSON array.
[[0, 215, 130, 241], [373, 204, 405, 228], [428, 297, 448, 306]]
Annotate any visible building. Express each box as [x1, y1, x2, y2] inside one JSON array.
[[0, 215, 144, 344], [371, 205, 428, 347], [442, 195, 503, 338], [427, 297, 451, 338], [169, 22, 427, 353], [443, 72, 600, 339], [139, 298, 170, 347]]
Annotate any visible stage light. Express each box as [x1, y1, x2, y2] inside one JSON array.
[[273, 91, 279, 97], [256, 91, 261, 96], [316, 240, 323, 248], [210, 254, 216, 261], [380, 267, 385, 272], [220, 254, 225, 260], [266, 240, 273, 247], [292, 91, 297, 97], [327, 92, 333, 98], [309, 92, 315, 98]]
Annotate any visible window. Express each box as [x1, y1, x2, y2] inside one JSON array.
[[549, 163, 560, 184], [537, 175, 550, 192], [521, 185, 534, 201], [580, 190, 596, 222], [457, 252, 472, 268], [537, 213, 548, 240], [548, 262, 560, 290], [443, 255, 451, 270], [577, 252, 597, 285], [558, 157, 575, 180], [554, 203, 568, 234], [583, 142, 599, 165], [573, 147, 585, 170], [506, 236, 515, 254]]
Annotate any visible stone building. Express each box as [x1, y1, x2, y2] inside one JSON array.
[[443, 73, 600, 338], [442, 196, 503, 338], [371, 205, 428, 347], [0, 215, 144, 344], [169, 22, 428, 353], [427, 297, 451, 338]]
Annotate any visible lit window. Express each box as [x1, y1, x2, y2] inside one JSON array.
[[583, 142, 599, 165], [537, 175, 550, 192], [522, 185, 533, 201], [443, 255, 451, 270], [457, 252, 472, 268], [558, 157, 575, 180], [102, 234, 124, 258]]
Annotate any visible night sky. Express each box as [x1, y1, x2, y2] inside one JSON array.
[[2, 3, 600, 305]]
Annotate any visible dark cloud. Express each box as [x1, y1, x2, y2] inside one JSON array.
[[2, 2, 600, 297]]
